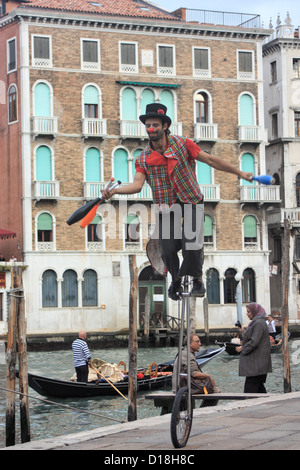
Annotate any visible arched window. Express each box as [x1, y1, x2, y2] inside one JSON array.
[[132, 148, 142, 180], [140, 88, 155, 115], [82, 269, 98, 306], [224, 268, 237, 304], [195, 92, 209, 123], [62, 269, 78, 307], [114, 148, 129, 182], [85, 147, 101, 182], [197, 161, 212, 184], [159, 89, 174, 122], [37, 213, 53, 242], [42, 269, 57, 307], [88, 215, 103, 243], [125, 214, 140, 243], [34, 82, 50, 116], [204, 215, 213, 244], [243, 215, 257, 249], [121, 87, 137, 120], [241, 153, 255, 186], [83, 85, 99, 118], [8, 84, 17, 123], [239, 93, 254, 126], [296, 173, 300, 207], [242, 268, 256, 303], [206, 268, 220, 304], [36, 145, 52, 181]]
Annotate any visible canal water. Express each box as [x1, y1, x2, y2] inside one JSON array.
[[1, 343, 300, 448]]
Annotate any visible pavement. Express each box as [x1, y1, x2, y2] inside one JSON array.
[[2, 391, 300, 453]]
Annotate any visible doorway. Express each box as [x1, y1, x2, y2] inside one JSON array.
[[138, 265, 166, 329]]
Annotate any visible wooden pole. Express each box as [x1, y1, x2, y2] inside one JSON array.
[[144, 292, 150, 346], [282, 218, 291, 393], [17, 274, 30, 443], [5, 267, 19, 446], [203, 298, 209, 345], [128, 254, 138, 421]]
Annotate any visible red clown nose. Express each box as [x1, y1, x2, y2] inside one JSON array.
[[148, 128, 154, 133]]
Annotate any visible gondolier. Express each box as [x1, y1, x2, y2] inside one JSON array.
[[72, 331, 92, 383], [102, 103, 253, 300]]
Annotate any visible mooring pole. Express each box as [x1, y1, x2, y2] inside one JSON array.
[[128, 254, 138, 421], [282, 218, 291, 393], [5, 267, 19, 446], [17, 271, 30, 443]]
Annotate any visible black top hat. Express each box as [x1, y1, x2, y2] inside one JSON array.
[[139, 103, 172, 127]]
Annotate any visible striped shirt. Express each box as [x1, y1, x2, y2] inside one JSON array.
[[72, 338, 91, 368]]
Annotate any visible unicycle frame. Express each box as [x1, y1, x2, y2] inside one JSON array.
[[171, 275, 193, 448]]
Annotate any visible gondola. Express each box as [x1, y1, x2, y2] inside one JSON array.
[[23, 346, 225, 399], [216, 333, 288, 356]]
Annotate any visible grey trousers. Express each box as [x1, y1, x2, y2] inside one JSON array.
[[159, 200, 204, 282]]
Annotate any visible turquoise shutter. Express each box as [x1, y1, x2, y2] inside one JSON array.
[[114, 148, 129, 182], [241, 153, 255, 186], [197, 161, 211, 184], [244, 215, 257, 238], [34, 83, 50, 116], [159, 89, 173, 122], [140, 89, 155, 115], [122, 88, 137, 120], [86, 147, 100, 182], [240, 94, 253, 126], [38, 213, 53, 231], [36, 146, 52, 181]]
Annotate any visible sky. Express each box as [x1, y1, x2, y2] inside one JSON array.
[[153, 0, 300, 29]]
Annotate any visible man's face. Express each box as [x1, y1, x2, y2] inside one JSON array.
[[190, 336, 201, 352], [145, 118, 168, 142]]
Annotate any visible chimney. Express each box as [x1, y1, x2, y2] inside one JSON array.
[[1, 0, 6, 16]]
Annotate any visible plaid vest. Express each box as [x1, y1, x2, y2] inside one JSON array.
[[137, 135, 203, 207]]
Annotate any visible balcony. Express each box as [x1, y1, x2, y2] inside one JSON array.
[[82, 118, 107, 138], [266, 208, 300, 227], [240, 184, 281, 205], [120, 121, 182, 139], [199, 184, 220, 202], [33, 181, 60, 200], [32, 116, 58, 137], [238, 125, 263, 143], [194, 123, 218, 142]]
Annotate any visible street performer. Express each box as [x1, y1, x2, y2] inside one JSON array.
[[102, 103, 252, 300]]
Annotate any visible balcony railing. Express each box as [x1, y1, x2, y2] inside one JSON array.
[[82, 118, 107, 138], [194, 123, 218, 141], [32, 116, 58, 136], [33, 181, 60, 199], [238, 125, 263, 143], [200, 184, 220, 202], [266, 208, 300, 226], [240, 185, 281, 204], [120, 120, 182, 138]]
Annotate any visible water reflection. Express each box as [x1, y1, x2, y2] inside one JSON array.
[[0, 345, 299, 448]]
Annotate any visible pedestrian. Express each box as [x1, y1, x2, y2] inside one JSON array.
[[72, 331, 92, 383], [266, 314, 277, 339], [172, 333, 220, 394], [236, 303, 272, 393], [102, 103, 253, 300]]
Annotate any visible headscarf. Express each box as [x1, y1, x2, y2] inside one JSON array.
[[246, 303, 266, 329], [246, 303, 265, 317]]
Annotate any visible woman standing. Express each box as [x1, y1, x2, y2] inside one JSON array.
[[236, 303, 272, 393]]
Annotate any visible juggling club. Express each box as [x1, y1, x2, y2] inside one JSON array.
[[66, 178, 121, 226]]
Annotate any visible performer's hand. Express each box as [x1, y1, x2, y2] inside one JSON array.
[[101, 187, 117, 200], [235, 346, 242, 353], [239, 171, 253, 182]]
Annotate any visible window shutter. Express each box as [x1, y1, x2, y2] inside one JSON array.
[[38, 213, 52, 231], [244, 216, 257, 238]]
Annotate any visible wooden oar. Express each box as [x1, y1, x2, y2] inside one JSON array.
[[90, 365, 128, 400]]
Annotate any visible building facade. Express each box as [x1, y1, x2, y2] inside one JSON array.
[[263, 13, 300, 323], [0, 1, 278, 338]]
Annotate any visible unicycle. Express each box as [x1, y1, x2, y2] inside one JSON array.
[[170, 276, 193, 448]]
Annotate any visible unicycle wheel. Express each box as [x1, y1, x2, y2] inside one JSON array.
[[170, 386, 193, 448]]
